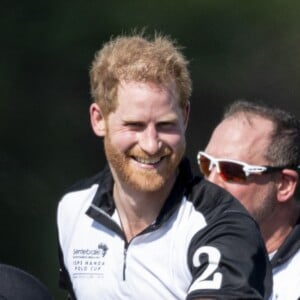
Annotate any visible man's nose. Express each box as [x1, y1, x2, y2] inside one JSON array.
[[139, 125, 161, 155]]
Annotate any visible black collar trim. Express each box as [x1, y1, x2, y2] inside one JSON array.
[[85, 158, 194, 234]]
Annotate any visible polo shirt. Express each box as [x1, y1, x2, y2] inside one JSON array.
[[57, 158, 272, 299], [271, 217, 300, 299]]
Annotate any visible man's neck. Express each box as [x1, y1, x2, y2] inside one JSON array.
[[113, 177, 176, 242], [261, 202, 300, 253]]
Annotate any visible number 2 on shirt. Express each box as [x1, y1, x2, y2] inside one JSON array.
[[189, 246, 223, 291]]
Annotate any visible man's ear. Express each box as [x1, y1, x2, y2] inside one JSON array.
[[277, 169, 299, 202], [90, 103, 106, 137]]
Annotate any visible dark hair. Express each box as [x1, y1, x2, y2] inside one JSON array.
[[223, 100, 300, 169]]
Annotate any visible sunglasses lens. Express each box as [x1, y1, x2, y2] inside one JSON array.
[[219, 161, 246, 182], [198, 152, 248, 183], [198, 155, 211, 177]]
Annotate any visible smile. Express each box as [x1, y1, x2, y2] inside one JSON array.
[[133, 156, 163, 165]]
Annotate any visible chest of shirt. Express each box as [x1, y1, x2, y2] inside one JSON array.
[[272, 249, 300, 300], [63, 214, 197, 299]]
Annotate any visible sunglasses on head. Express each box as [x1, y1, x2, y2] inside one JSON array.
[[197, 151, 296, 183]]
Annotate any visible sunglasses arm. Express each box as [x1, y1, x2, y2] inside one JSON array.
[[243, 166, 268, 177]]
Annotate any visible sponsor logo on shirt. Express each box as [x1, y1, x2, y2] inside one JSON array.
[[71, 243, 108, 279]]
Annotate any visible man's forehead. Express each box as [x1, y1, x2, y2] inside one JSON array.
[[206, 115, 273, 160]]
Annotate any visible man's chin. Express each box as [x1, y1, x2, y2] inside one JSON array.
[[125, 172, 167, 192]]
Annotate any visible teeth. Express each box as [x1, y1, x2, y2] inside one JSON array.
[[135, 157, 161, 164]]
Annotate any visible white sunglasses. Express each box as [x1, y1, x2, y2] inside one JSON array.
[[197, 151, 297, 183]]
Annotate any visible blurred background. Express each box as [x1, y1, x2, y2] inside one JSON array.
[[1, 0, 300, 298]]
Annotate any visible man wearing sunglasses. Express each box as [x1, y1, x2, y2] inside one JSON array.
[[201, 100, 300, 300]]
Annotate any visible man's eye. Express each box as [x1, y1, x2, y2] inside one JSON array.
[[126, 122, 144, 129], [157, 122, 176, 130]]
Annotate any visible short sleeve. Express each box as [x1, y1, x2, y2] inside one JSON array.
[[186, 211, 272, 300]]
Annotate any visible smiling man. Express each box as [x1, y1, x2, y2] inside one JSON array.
[[57, 34, 272, 299]]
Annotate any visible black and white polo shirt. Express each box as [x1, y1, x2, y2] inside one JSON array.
[[57, 158, 272, 300], [271, 217, 300, 299]]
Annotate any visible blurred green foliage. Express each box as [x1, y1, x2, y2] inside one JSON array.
[[1, 1, 300, 298]]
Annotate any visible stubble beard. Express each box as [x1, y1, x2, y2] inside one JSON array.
[[252, 186, 277, 224], [104, 135, 185, 192]]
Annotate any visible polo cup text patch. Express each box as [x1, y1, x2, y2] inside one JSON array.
[[71, 243, 108, 279]]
